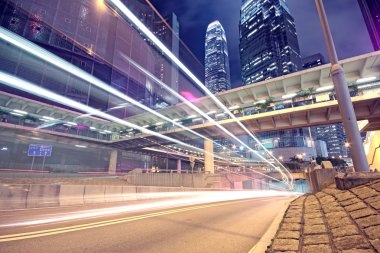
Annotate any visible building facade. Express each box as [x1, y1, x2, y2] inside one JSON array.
[[239, 0, 301, 85], [314, 124, 348, 158], [315, 140, 329, 158], [249, 128, 315, 161], [302, 53, 326, 69], [205, 20, 231, 93], [358, 0, 380, 51], [0, 0, 179, 115], [154, 12, 180, 98]]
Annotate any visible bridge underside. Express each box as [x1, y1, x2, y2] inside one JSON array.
[[109, 94, 380, 149]]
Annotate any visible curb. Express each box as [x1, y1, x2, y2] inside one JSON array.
[[249, 196, 299, 253]]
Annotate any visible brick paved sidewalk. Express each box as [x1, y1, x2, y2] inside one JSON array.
[[266, 180, 380, 253]]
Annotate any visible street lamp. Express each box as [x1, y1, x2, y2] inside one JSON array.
[[315, 0, 369, 172]]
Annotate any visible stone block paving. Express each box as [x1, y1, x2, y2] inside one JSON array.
[[266, 180, 380, 253]]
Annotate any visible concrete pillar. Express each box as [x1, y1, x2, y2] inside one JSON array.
[[177, 159, 181, 174], [204, 140, 214, 174], [108, 150, 118, 175]]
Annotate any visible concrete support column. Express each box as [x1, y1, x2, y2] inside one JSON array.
[[204, 140, 214, 174], [177, 159, 181, 174], [108, 150, 118, 175]]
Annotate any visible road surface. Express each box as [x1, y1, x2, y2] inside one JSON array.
[[0, 196, 295, 253]]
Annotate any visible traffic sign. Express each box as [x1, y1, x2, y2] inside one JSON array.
[[28, 144, 53, 157]]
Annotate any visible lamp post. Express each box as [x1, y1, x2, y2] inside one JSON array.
[[315, 0, 369, 172]]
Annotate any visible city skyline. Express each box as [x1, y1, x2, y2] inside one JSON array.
[[151, 0, 373, 87]]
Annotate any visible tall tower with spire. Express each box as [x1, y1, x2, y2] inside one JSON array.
[[205, 20, 231, 93]]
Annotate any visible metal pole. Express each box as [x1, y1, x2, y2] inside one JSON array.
[[315, 0, 369, 172], [42, 156, 46, 171], [30, 156, 35, 171]]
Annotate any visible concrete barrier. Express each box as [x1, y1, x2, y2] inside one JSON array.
[[125, 173, 207, 188], [59, 185, 85, 206], [27, 185, 60, 208], [122, 186, 137, 201], [105, 185, 123, 202], [83, 185, 106, 204], [136, 186, 161, 200], [309, 168, 336, 193], [0, 184, 29, 210], [0, 183, 228, 210]]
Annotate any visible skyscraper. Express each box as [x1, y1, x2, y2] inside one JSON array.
[[239, 0, 301, 85], [314, 124, 348, 158], [302, 53, 326, 69], [358, 0, 380, 51], [205, 20, 231, 93]]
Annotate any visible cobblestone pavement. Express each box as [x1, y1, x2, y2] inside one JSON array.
[[266, 180, 380, 253]]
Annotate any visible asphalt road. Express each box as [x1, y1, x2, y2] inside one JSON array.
[[0, 196, 295, 253]]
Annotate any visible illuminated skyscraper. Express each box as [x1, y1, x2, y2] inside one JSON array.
[[358, 0, 380, 51], [205, 20, 231, 93], [239, 0, 301, 85]]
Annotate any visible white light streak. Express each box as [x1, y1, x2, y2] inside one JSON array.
[[357, 76, 376, 83], [316, 85, 334, 92], [282, 93, 296, 99], [42, 116, 55, 121], [0, 72, 220, 160], [0, 190, 298, 228], [13, 109, 27, 115]]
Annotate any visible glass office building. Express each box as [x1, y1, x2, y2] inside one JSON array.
[[205, 20, 231, 93], [239, 0, 301, 85], [314, 124, 348, 158], [0, 0, 189, 114]]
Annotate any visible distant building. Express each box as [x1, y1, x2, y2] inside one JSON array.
[[249, 128, 315, 161], [358, 0, 380, 51], [239, 0, 302, 85], [205, 20, 231, 93], [302, 53, 326, 69], [314, 124, 348, 158], [315, 140, 329, 158]]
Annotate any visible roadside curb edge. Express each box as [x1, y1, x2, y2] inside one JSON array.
[[249, 196, 299, 253]]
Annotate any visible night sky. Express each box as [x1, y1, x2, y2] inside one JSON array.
[[150, 0, 374, 88]]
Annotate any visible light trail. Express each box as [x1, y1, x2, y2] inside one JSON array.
[[0, 72, 214, 158], [106, 0, 293, 187], [0, 27, 232, 165], [121, 53, 291, 187], [0, 27, 291, 188], [0, 72, 257, 168], [0, 27, 217, 146], [0, 190, 298, 228]]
